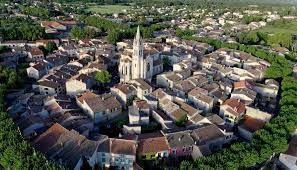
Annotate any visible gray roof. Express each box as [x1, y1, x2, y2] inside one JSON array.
[[207, 114, 225, 125], [33, 123, 106, 169], [166, 131, 195, 148], [84, 94, 122, 113], [191, 124, 225, 145], [38, 80, 60, 89]]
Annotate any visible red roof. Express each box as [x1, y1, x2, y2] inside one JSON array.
[[138, 132, 170, 154], [30, 47, 44, 56], [223, 99, 246, 114], [240, 116, 265, 133], [59, 20, 77, 26], [41, 21, 65, 28], [233, 80, 254, 90], [33, 123, 67, 153]]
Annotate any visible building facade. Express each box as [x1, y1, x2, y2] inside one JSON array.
[[119, 26, 163, 83]]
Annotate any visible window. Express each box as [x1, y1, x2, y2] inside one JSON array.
[[102, 158, 106, 162], [147, 63, 150, 72]]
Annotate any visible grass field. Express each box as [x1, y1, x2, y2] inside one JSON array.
[[254, 21, 297, 34], [87, 5, 131, 14]]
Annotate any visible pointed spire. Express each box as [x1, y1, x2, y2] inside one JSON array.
[[136, 25, 141, 40]]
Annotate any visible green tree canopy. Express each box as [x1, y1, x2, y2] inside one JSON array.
[[94, 70, 112, 84], [45, 42, 58, 53]]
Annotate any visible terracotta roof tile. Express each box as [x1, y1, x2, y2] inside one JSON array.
[[233, 80, 254, 90], [223, 99, 246, 114], [239, 116, 265, 133], [77, 91, 97, 103], [98, 138, 137, 155], [138, 132, 170, 154]]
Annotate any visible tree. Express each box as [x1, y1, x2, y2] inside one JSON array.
[[176, 28, 195, 37], [0, 46, 10, 54], [94, 71, 112, 84], [0, 66, 63, 169], [70, 26, 97, 40], [163, 56, 171, 68], [45, 42, 58, 53], [0, 18, 46, 41], [106, 31, 120, 44], [242, 15, 263, 24]]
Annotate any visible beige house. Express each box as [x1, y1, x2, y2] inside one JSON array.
[[76, 92, 122, 123], [156, 70, 191, 89], [28, 47, 44, 62], [188, 88, 214, 112], [128, 79, 152, 100], [219, 99, 246, 127], [110, 83, 137, 107]]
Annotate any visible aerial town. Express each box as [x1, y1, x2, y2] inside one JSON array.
[[1, 0, 297, 170]]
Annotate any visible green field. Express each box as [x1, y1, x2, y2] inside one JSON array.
[[254, 21, 297, 34], [87, 5, 131, 14]]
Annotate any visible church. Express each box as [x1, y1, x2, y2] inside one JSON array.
[[119, 26, 163, 83]]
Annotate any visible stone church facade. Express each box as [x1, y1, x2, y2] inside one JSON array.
[[119, 26, 163, 82]]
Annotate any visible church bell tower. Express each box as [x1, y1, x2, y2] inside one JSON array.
[[132, 26, 144, 79]]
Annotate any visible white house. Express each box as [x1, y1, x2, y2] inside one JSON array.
[[128, 100, 150, 125], [89, 138, 137, 170], [110, 83, 137, 107], [66, 74, 94, 97], [33, 80, 64, 95], [27, 62, 50, 80]]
